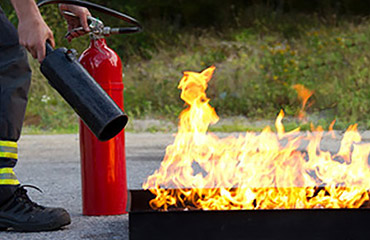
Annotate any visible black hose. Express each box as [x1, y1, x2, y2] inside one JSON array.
[[37, 0, 142, 34]]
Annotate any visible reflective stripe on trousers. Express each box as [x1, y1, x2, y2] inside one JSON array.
[[0, 168, 19, 185], [0, 141, 19, 185], [0, 6, 25, 203]]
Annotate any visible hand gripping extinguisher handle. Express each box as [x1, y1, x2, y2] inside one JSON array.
[[37, 0, 142, 33]]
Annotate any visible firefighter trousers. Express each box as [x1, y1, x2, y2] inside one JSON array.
[[0, 6, 32, 204]]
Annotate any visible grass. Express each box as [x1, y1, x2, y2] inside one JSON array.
[[22, 125, 79, 135], [24, 7, 370, 133]]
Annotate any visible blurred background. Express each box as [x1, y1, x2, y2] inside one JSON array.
[[1, 0, 369, 133]]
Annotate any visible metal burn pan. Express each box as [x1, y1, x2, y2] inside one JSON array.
[[128, 189, 370, 240]]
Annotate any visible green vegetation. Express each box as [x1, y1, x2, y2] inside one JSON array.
[[121, 8, 370, 131], [1, 1, 369, 133]]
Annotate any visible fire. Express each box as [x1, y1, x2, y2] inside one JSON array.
[[292, 84, 314, 120], [142, 66, 370, 211]]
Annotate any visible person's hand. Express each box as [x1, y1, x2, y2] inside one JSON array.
[[59, 4, 91, 42], [17, 14, 55, 63], [11, 0, 55, 63]]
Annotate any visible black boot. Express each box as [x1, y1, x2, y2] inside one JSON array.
[[0, 186, 71, 232]]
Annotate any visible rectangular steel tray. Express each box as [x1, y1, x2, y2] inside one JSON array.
[[128, 189, 370, 240]]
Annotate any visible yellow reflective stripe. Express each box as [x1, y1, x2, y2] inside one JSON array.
[[0, 152, 18, 159], [0, 179, 20, 185], [0, 141, 17, 148], [0, 168, 14, 174], [0, 141, 18, 160], [0, 168, 19, 185]]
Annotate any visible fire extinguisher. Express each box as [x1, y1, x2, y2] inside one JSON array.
[[37, 0, 142, 215]]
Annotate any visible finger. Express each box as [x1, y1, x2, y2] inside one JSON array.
[[66, 31, 79, 42], [68, 20, 80, 31], [69, 31, 80, 39], [80, 12, 90, 32], [36, 43, 45, 63], [75, 29, 87, 37], [64, 32, 75, 42], [48, 33, 55, 48], [65, 30, 78, 41], [28, 46, 37, 60]]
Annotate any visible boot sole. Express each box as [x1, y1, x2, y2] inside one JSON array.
[[0, 213, 71, 232]]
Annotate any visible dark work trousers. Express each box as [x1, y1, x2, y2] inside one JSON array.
[[0, 6, 31, 205]]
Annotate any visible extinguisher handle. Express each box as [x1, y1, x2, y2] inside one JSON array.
[[37, 0, 142, 33], [62, 11, 140, 37]]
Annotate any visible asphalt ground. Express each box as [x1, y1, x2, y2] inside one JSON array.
[[1, 131, 369, 240], [1, 133, 173, 240]]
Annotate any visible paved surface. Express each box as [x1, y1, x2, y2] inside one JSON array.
[[2, 133, 174, 240], [1, 131, 369, 239]]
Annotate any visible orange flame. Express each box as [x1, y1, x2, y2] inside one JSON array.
[[143, 66, 370, 210], [292, 84, 314, 120]]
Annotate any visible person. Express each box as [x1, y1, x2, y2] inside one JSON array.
[[0, 0, 91, 232]]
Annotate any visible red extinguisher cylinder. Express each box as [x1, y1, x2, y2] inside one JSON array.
[[79, 38, 127, 215]]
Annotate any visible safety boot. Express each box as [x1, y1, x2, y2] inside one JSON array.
[[0, 185, 71, 232]]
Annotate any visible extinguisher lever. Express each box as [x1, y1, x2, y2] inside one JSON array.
[[63, 11, 134, 38], [62, 10, 103, 26], [62, 11, 101, 39], [39, 0, 142, 38]]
